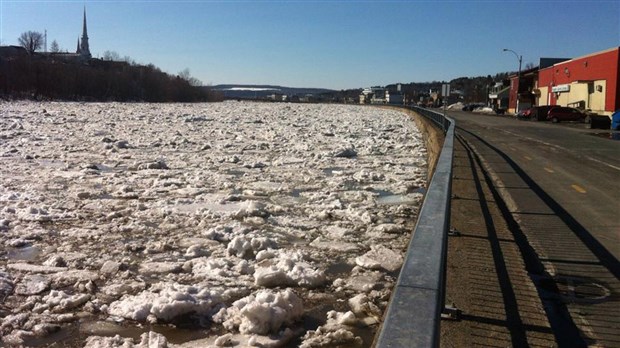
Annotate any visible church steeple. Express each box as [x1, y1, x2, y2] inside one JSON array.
[[79, 6, 91, 59]]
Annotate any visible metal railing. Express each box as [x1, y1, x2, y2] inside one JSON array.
[[375, 106, 455, 347]]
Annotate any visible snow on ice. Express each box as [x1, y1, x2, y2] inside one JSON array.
[[0, 101, 428, 347]]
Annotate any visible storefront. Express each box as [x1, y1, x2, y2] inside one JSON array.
[[537, 47, 619, 116]]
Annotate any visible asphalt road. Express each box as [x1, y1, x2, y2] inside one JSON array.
[[446, 109, 619, 346]]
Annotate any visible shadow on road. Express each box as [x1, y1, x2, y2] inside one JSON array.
[[455, 126, 620, 346]]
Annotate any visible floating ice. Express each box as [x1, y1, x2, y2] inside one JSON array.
[[215, 288, 303, 335], [15, 274, 50, 295], [355, 245, 404, 272], [300, 311, 363, 347], [40, 290, 90, 312], [107, 282, 223, 322], [84, 331, 169, 348], [0, 101, 428, 346], [254, 250, 325, 288]]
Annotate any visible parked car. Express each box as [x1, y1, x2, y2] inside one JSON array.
[[546, 106, 586, 123], [612, 110, 620, 130], [462, 103, 485, 112], [517, 108, 533, 119], [529, 105, 554, 121]]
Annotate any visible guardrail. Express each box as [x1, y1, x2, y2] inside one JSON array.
[[375, 106, 455, 347]]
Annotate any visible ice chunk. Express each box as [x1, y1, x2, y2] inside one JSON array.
[[184, 244, 211, 258], [254, 250, 325, 288], [234, 200, 268, 218], [42, 290, 90, 312], [0, 270, 14, 299], [216, 288, 303, 335], [301, 328, 363, 347], [355, 245, 403, 272], [7, 263, 67, 273], [190, 256, 254, 283], [107, 282, 222, 322], [301, 310, 363, 348], [227, 235, 276, 258], [15, 274, 50, 295], [139, 262, 183, 275], [348, 293, 382, 323], [84, 331, 168, 348], [331, 146, 357, 158], [340, 271, 383, 292]]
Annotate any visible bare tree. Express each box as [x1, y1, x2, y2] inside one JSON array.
[[50, 40, 60, 53], [18, 31, 44, 54], [103, 50, 121, 61], [178, 68, 202, 87]]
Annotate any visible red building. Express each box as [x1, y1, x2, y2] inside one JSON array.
[[537, 47, 620, 116]]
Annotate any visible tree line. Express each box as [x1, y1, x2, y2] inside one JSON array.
[[2, 31, 222, 102], [0, 54, 223, 102]]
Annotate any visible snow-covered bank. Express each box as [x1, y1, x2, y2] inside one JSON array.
[[0, 101, 427, 347]]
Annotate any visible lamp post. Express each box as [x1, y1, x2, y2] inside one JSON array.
[[503, 48, 522, 114]]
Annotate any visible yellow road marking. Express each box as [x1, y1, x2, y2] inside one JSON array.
[[544, 167, 555, 173], [571, 184, 587, 194], [524, 156, 532, 161]]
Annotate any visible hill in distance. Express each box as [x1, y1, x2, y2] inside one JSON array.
[[210, 84, 336, 99]]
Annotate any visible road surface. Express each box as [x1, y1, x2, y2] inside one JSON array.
[[443, 110, 619, 347]]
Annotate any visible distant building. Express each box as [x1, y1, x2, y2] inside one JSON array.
[[76, 7, 91, 59], [488, 81, 510, 111], [385, 90, 403, 104], [0, 46, 28, 59], [537, 47, 619, 116], [42, 6, 93, 62]]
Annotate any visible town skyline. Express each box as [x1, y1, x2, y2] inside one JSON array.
[[2, 0, 619, 90]]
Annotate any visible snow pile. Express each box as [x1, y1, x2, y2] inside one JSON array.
[[107, 282, 223, 323], [215, 288, 303, 335], [447, 102, 465, 110], [473, 106, 497, 114]]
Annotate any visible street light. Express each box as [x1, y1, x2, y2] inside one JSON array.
[[503, 48, 522, 114]]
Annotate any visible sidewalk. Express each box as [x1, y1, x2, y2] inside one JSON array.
[[440, 132, 557, 347]]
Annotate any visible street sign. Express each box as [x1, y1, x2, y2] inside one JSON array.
[[442, 84, 450, 96]]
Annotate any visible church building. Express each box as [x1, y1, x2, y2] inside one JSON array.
[[75, 7, 91, 59]]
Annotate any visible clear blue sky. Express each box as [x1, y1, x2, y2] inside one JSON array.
[[1, 0, 619, 89]]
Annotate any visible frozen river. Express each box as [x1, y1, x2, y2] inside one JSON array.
[[0, 101, 428, 347]]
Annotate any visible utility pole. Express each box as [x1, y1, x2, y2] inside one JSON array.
[[503, 48, 522, 114]]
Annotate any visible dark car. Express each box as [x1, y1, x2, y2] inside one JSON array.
[[462, 103, 485, 112], [546, 106, 585, 123], [529, 105, 554, 121]]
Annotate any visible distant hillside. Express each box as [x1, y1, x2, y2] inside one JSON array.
[[0, 50, 218, 102], [210, 84, 335, 99]]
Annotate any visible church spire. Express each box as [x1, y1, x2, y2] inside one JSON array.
[[79, 6, 91, 59]]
